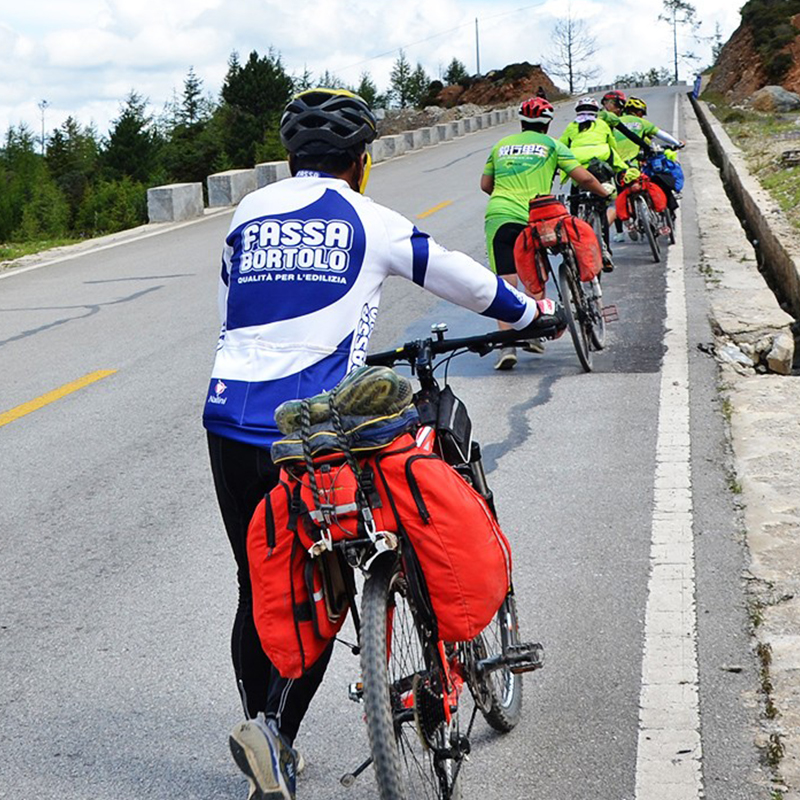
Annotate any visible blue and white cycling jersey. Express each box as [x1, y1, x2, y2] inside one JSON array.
[[203, 172, 537, 448]]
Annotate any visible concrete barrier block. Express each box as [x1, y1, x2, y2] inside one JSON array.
[[435, 123, 453, 142], [147, 183, 204, 223], [450, 120, 465, 137], [481, 112, 492, 128], [208, 169, 257, 207], [410, 128, 432, 148], [417, 127, 433, 147], [463, 117, 477, 133], [403, 131, 416, 150], [491, 110, 503, 125], [255, 161, 290, 188], [375, 135, 407, 162]]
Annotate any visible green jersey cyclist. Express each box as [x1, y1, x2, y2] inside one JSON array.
[[481, 96, 613, 370]]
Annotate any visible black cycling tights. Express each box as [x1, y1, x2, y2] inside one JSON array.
[[207, 432, 333, 744]]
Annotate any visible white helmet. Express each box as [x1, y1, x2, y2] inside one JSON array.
[[575, 96, 600, 113]]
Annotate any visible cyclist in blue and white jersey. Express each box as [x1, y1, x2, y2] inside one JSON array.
[[203, 88, 563, 800]]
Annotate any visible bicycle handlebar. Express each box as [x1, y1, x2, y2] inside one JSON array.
[[366, 325, 559, 367]]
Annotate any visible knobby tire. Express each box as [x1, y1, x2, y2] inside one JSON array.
[[636, 195, 661, 263], [558, 257, 592, 372], [361, 556, 460, 800], [477, 594, 523, 732]]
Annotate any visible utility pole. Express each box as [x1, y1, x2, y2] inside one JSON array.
[[672, 6, 679, 82], [37, 99, 49, 156], [475, 17, 480, 77]]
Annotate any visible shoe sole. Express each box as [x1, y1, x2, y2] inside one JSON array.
[[229, 725, 291, 800], [494, 355, 517, 370]]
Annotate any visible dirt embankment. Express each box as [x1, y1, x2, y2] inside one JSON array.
[[708, 13, 800, 102]]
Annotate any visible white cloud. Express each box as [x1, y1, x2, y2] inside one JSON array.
[[0, 0, 743, 137]]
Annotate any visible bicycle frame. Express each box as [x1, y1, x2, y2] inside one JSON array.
[[330, 326, 548, 797]]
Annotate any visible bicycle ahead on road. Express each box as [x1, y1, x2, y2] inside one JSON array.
[[527, 200, 609, 373], [324, 325, 559, 800]]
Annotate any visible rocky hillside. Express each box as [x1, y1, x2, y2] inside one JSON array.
[[708, 2, 800, 101], [437, 62, 560, 107], [378, 62, 561, 136]]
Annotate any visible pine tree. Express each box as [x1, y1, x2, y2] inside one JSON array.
[[218, 48, 294, 166], [102, 92, 161, 183], [444, 58, 469, 85], [389, 50, 413, 108]]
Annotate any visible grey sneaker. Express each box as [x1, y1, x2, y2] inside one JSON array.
[[521, 339, 545, 354], [230, 714, 297, 800], [494, 347, 517, 370], [601, 243, 615, 273], [612, 231, 626, 244]]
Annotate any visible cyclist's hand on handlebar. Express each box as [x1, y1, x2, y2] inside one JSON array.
[[600, 181, 617, 200], [521, 299, 567, 339]]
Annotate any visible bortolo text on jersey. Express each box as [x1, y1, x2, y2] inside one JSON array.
[[239, 218, 354, 273]]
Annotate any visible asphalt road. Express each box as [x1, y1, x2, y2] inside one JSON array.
[[0, 86, 768, 800]]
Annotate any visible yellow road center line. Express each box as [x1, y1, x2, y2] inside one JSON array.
[[416, 200, 453, 219], [0, 369, 117, 428]]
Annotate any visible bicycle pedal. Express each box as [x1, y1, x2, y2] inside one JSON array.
[[506, 642, 544, 674], [601, 304, 619, 322]]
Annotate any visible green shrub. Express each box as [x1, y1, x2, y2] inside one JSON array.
[[75, 177, 147, 236], [13, 179, 70, 240]]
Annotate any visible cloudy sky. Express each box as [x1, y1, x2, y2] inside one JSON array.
[[1, 0, 741, 140]]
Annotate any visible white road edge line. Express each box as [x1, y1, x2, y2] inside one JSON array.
[[634, 92, 703, 800], [0, 207, 233, 282]]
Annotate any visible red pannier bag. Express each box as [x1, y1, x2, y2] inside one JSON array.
[[616, 175, 667, 221], [513, 195, 570, 294], [514, 195, 602, 289], [248, 455, 392, 679], [248, 434, 513, 677], [559, 216, 603, 282], [370, 434, 513, 643]]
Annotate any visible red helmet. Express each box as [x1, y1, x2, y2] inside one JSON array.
[[602, 90, 627, 107], [518, 96, 554, 123]]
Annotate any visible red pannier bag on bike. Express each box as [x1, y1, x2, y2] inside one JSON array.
[[616, 175, 667, 221], [370, 434, 513, 643], [248, 457, 392, 679], [559, 216, 603, 282], [514, 195, 602, 288], [513, 194, 570, 294]]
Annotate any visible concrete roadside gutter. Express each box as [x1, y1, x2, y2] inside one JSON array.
[[687, 95, 800, 796]]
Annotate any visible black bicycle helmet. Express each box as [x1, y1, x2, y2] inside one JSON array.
[[279, 88, 377, 157]]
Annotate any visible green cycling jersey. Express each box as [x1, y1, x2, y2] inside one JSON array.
[[559, 118, 626, 173], [598, 108, 622, 128], [483, 129, 581, 273], [483, 130, 581, 222], [613, 114, 659, 161]]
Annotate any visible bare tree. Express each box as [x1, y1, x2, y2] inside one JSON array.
[[659, 0, 701, 82], [545, 13, 599, 95]]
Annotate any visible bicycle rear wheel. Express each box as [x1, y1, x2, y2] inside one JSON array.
[[361, 556, 461, 800], [587, 277, 606, 350], [558, 257, 593, 372], [664, 206, 676, 245], [636, 196, 661, 263]]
